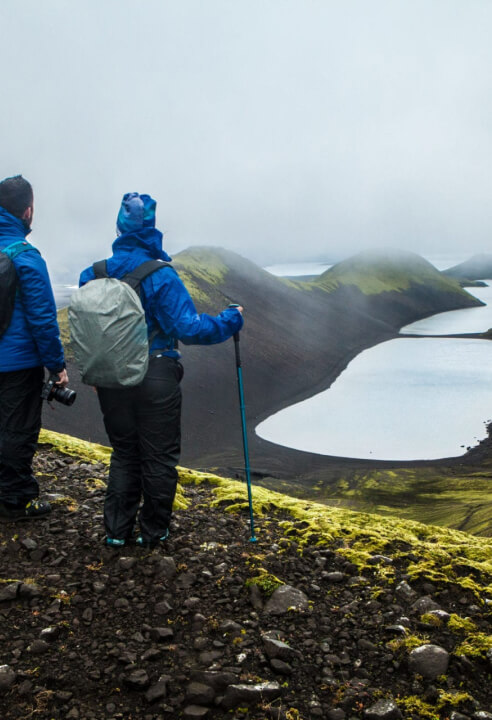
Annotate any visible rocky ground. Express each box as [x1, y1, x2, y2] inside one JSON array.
[[1, 443, 492, 720]]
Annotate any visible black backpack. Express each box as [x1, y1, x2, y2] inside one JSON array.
[[0, 240, 38, 338]]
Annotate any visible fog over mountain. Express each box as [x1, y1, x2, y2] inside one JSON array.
[[1, 0, 492, 281]]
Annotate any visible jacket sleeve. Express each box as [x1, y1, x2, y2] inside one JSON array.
[[151, 268, 243, 345], [16, 253, 65, 373], [79, 266, 96, 286]]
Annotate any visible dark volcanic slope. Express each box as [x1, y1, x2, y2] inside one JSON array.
[[44, 247, 481, 475]]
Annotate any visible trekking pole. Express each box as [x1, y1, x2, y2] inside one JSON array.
[[229, 304, 257, 542]]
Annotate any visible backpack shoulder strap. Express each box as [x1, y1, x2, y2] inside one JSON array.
[[92, 260, 108, 279], [122, 260, 172, 293], [2, 240, 39, 261]]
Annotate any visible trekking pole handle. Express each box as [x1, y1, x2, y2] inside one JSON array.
[[228, 304, 242, 363]]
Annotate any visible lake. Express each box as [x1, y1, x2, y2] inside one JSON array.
[[402, 281, 492, 335], [54, 285, 77, 309], [256, 283, 492, 461]]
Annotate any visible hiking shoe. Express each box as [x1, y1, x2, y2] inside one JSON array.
[[136, 529, 169, 549], [104, 537, 126, 547], [0, 499, 51, 520]]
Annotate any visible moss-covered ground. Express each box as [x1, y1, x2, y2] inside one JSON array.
[[38, 430, 492, 600]]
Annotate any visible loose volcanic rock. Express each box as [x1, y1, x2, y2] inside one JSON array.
[[183, 707, 210, 719], [190, 670, 237, 691], [394, 581, 417, 603], [149, 627, 174, 642], [118, 557, 137, 571], [123, 668, 151, 690], [364, 699, 403, 719], [185, 681, 216, 705], [145, 677, 170, 703], [152, 556, 177, 580], [408, 644, 450, 679], [263, 585, 310, 615], [326, 711, 346, 720], [1, 445, 491, 719], [0, 583, 20, 602], [411, 596, 442, 614], [27, 639, 50, 655], [0, 665, 16, 691], [155, 600, 173, 615], [221, 682, 283, 709], [39, 626, 60, 642], [262, 636, 298, 661]]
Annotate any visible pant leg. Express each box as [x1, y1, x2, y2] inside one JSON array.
[[0, 366, 44, 504], [97, 386, 142, 539], [137, 357, 183, 542]]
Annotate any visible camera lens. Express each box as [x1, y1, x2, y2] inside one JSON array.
[[52, 386, 77, 406]]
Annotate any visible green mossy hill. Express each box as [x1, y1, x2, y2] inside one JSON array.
[[39, 430, 492, 599], [443, 253, 492, 282], [311, 249, 476, 298], [173, 246, 231, 307], [265, 464, 492, 537]]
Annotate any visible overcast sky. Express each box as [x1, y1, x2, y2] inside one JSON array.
[[1, 1, 492, 280]]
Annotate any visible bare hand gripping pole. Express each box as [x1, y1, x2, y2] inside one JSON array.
[[229, 305, 257, 542]]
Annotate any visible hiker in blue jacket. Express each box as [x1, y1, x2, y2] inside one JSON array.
[[0, 175, 68, 520], [79, 192, 243, 548]]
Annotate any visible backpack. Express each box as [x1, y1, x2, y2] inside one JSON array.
[[0, 240, 38, 338], [68, 259, 170, 388]]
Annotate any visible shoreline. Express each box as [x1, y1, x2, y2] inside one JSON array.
[[43, 326, 492, 478]]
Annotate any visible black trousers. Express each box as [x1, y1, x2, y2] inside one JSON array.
[[97, 356, 183, 542], [0, 366, 44, 505]]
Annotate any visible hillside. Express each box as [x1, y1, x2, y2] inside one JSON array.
[[48, 246, 481, 473], [0, 430, 491, 719], [443, 254, 492, 282], [46, 247, 492, 536]]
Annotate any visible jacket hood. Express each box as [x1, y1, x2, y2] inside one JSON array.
[[0, 205, 31, 242], [116, 192, 156, 234], [111, 227, 172, 262]]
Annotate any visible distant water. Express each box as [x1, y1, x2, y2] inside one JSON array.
[[264, 262, 332, 277], [256, 280, 492, 461], [402, 281, 492, 335], [264, 254, 471, 278], [54, 285, 77, 309], [256, 338, 492, 461]]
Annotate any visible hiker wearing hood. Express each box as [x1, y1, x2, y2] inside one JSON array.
[[0, 175, 68, 521], [79, 192, 243, 548]]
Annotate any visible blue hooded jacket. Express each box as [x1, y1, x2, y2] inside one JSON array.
[[79, 194, 243, 356], [0, 206, 65, 373]]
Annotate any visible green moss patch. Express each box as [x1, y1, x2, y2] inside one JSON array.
[[311, 250, 472, 297]]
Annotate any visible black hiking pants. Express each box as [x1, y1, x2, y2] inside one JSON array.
[[0, 366, 44, 505], [97, 356, 183, 543]]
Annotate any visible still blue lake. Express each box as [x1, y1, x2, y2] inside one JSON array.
[[256, 283, 492, 461], [402, 282, 492, 335]]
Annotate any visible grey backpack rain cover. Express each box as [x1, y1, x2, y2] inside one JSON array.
[[68, 260, 169, 388]]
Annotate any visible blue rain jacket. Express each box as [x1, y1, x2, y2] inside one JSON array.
[[79, 227, 243, 357], [0, 206, 65, 374]]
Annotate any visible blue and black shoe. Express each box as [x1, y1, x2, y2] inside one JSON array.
[[136, 529, 169, 549], [104, 537, 126, 547]]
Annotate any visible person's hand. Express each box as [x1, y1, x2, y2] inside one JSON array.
[[236, 306, 244, 313], [55, 369, 69, 387]]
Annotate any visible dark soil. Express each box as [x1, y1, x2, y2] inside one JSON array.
[[1, 445, 491, 719]]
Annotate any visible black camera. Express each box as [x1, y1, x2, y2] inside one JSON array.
[[41, 374, 77, 406]]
